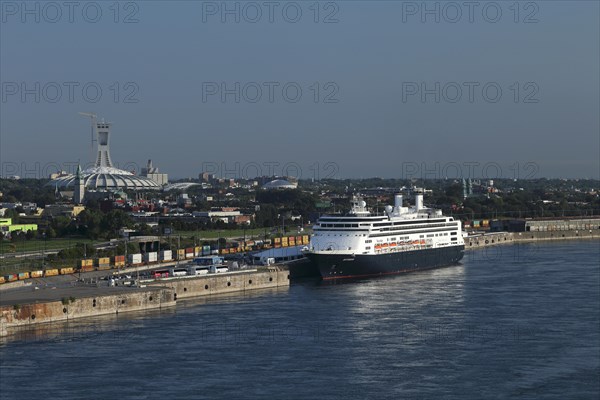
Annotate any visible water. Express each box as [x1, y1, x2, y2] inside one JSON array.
[[1, 241, 599, 399]]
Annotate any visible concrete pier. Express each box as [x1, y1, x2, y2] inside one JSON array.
[[146, 267, 290, 300], [464, 229, 599, 251], [0, 267, 290, 337], [0, 287, 175, 335]]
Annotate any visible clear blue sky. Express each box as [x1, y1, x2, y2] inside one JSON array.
[[1, 1, 598, 180]]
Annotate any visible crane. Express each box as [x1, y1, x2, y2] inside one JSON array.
[[78, 112, 97, 167]]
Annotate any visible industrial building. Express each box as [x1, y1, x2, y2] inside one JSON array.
[[141, 159, 169, 186], [490, 218, 600, 232], [0, 218, 38, 234]]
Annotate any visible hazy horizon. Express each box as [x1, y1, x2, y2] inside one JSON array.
[[1, 1, 599, 180]]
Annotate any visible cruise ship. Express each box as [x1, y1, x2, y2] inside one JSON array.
[[306, 192, 465, 280]]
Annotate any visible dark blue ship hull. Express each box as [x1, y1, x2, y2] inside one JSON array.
[[307, 245, 465, 280]]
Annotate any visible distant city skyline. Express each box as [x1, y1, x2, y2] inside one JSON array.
[[1, 1, 598, 180]]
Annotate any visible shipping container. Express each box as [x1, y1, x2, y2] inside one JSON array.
[[128, 253, 143, 265], [114, 261, 126, 268], [6, 274, 18, 282], [18, 272, 30, 280], [30, 270, 43, 278], [79, 259, 93, 267], [194, 246, 201, 257], [161, 250, 173, 261], [96, 257, 110, 266], [202, 245, 211, 255], [144, 252, 158, 263], [114, 255, 126, 263], [79, 265, 94, 272], [0, 276, 5, 284], [44, 269, 59, 277], [60, 267, 75, 275], [177, 249, 185, 260], [221, 248, 230, 254], [302, 235, 310, 245], [482, 220, 489, 227]]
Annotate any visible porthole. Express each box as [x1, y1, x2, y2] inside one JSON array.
[[248, 280, 252, 284], [269, 277, 273, 282], [184, 287, 187, 292], [63, 308, 67, 313], [205, 285, 209, 290], [227, 282, 231, 287], [149, 296, 153, 301]]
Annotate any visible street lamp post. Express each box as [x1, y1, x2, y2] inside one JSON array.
[[42, 232, 47, 269]]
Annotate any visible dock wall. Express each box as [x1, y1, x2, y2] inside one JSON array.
[[0, 268, 288, 337], [0, 288, 175, 335], [147, 268, 290, 300], [464, 229, 598, 251]]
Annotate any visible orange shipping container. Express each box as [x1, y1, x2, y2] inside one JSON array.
[[18, 272, 30, 280], [0, 276, 5, 284], [30, 270, 43, 278], [60, 267, 75, 275], [80, 259, 93, 267], [44, 269, 59, 277]]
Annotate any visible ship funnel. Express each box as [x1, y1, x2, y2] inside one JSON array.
[[394, 194, 403, 209], [415, 194, 423, 210]]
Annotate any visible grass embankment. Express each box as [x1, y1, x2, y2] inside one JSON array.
[[0, 238, 94, 255]]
